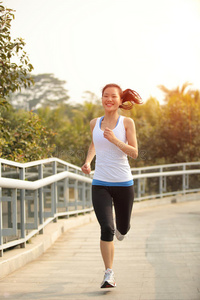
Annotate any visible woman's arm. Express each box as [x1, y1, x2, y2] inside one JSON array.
[[103, 117, 138, 159], [81, 119, 96, 174]]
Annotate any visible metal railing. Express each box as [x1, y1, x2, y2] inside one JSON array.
[[131, 162, 200, 200], [0, 158, 93, 257], [0, 158, 200, 257]]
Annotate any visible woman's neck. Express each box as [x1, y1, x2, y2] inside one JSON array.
[[101, 112, 120, 130], [103, 111, 119, 122]]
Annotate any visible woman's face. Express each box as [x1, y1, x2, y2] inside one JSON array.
[[102, 87, 122, 111]]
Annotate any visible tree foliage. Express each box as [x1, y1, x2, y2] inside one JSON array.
[[155, 84, 200, 163], [0, 2, 56, 162], [129, 83, 200, 166], [0, 107, 56, 162], [0, 2, 33, 107]]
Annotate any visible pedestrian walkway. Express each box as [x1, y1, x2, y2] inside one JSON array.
[[0, 200, 200, 300]]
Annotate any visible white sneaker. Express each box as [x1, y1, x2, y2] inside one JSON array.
[[115, 228, 125, 241], [101, 268, 116, 288]]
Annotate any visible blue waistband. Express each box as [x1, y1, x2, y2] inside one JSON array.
[[92, 179, 134, 186]]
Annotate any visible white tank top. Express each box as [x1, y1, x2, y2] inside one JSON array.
[[92, 115, 133, 186]]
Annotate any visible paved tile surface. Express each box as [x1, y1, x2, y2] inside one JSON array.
[[0, 200, 200, 300]]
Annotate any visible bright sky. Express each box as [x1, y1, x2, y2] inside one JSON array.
[[4, 0, 200, 103]]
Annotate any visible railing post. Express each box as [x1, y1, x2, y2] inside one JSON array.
[[64, 165, 69, 219], [7, 196, 12, 228], [74, 170, 78, 215], [38, 164, 44, 234], [53, 161, 58, 222], [0, 162, 3, 257], [159, 167, 163, 198], [34, 190, 38, 229], [82, 182, 86, 212], [182, 164, 186, 195], [19, 168, 26, 248], [12, 189, 17, 236]]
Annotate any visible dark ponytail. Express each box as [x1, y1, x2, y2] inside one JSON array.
[[102, 84, 143, 110], [119, 89, 143, 110]]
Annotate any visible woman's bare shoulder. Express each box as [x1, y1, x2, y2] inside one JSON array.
[[123, 117, 135, 128], [90, 118, 98, 130]]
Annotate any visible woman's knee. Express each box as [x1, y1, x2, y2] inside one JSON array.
[[117, 224, 131, 236], [101, 224, 115, 242]]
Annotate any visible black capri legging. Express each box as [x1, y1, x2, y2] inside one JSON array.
[[92, 185, 134, 242]]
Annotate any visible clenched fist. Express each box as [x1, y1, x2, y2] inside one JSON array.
[[103, 127, 117, 144], [81, 163, 91, 174]]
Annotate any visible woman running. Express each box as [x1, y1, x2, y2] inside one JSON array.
[[81, 83, 142, 288]]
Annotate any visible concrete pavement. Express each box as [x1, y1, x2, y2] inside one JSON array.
[[0, 200, 200, 300]]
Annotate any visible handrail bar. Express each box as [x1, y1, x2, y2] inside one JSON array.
[[0, 171, 92, 190], [0, 157, 83, 171], [131, 161, 200, 171], [132, 169, 200, 178]]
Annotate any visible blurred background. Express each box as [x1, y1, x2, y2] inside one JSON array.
[[1, 0, 200, 167]]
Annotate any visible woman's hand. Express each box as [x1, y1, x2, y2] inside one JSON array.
[[104, 119, 138, 159], [81, 163, 91, 174], [103, 127, 117, 144]]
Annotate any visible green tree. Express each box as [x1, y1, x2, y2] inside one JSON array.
[[0, 2, 33, 108], [156, 83, 200, 163], [0, 108, 56, 162], [0, 3, 57, 162]]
